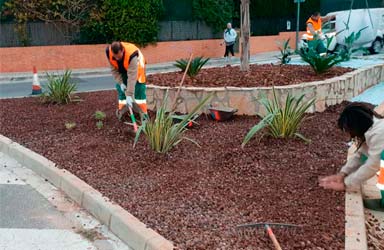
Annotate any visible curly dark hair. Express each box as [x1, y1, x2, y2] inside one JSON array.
[[338, 102, 383, 147]]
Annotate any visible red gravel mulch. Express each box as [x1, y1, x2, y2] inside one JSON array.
[[147, 64, 353, 88], [0, 91, 348, 249]]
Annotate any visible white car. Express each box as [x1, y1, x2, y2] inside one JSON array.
[[300, 8, 384, 54]]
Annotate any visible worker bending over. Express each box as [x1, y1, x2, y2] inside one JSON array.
[[306, 11, 335, 54], [106, 41, 148, 118]]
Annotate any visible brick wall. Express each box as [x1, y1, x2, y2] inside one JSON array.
[[0, 32, 303, 73]]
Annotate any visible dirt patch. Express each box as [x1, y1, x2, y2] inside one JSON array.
[[0, 91, 348, 249], [147, 64, 353, 88]]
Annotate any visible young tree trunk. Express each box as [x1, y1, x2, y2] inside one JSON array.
[[240, 0, 250, 71]]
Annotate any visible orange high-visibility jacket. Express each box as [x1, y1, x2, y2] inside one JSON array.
[[306, 17, 322, 40], [108, 42, 146, 84]]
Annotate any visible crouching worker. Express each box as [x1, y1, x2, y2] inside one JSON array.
[[106, 41, 148, 119], [319, 102, 384, 211]]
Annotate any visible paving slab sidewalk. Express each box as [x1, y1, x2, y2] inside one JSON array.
[[0, 151, 131, 250]]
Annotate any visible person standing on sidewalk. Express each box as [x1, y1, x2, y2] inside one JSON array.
[[319, 102, 384, 209], [223, 23, 237, 63], [106, 41, 148, 118]]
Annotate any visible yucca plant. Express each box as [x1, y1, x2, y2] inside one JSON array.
[[134, 93, 211, 153], [242, 88, 315, 147], [40, 70, 77, 104], [174, 57, 210, 79], [276, 38, 292, 64], [299, 42, 344, 74]]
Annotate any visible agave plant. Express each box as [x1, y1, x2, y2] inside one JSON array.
[[299, 40, 344, 74], [174, 57, 210, 79], [242, 88, 315, 147], [276, 38, 292, 64], [134, 92, 211, 153], [40, 70, 77, 104]]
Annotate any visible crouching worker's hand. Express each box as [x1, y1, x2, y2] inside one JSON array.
[[319, 173, 346, 191]]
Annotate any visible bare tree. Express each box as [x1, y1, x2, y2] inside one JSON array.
[[240, 0, 250, 71]]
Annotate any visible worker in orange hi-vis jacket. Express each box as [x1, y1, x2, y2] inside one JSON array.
[[305, 11, 335, 54], [106, 41, 148, 119]]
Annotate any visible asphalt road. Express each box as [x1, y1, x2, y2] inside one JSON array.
[[0, 54, 281, 99], [0, 75, 116, 99], [1, 51, 382, 99]]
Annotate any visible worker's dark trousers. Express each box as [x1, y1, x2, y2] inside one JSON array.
[[224, 44, 235, 57]]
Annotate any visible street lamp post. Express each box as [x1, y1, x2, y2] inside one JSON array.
[[294, 0, 305, 51]]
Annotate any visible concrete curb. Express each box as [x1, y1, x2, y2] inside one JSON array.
[[345, 190, 367, 250], [0, 135, 174, 250]]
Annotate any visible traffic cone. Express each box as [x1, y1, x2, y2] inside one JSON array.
[[31, 66, 42, 95]]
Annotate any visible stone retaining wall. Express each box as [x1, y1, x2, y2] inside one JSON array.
[[146, 64, 384, 115]]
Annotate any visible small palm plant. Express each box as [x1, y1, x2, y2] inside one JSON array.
[[40, 70, 77, 104], [242, 88, 315, 147], [299, 40, 344, 74], [174, 57, 210, 80], [134, 92, 211, 153], [276, 38, 292, 64]]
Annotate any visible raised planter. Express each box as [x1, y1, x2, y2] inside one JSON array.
[[146, 64, 384, 115]]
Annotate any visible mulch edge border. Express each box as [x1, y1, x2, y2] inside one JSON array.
[[0, 135, 174, 250]]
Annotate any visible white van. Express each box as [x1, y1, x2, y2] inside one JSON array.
[[300, 8, 384, 54]]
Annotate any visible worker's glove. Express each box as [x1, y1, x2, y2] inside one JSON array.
[[126, 96, 133, 107], [120, 84, 126, 92]]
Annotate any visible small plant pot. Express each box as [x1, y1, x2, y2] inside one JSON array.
[[209, 107, 238, 121]]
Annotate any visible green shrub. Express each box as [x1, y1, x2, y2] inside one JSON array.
[[242, 88, 315, 147], [192, 0, 234, 32], [174, 57, 210, 79], [79, 0, 163, 45], [299, 40, 344, 74], [40, 70, 77, 104], [134, 93, 211, 153], [94, 111, 106, 121], [65, 121, 76, 130], [276, 38, 292, 64]]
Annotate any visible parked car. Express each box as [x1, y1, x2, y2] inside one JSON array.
[[299, 8, 384, 54]]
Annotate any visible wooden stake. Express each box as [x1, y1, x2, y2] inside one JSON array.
[[240, 0, 250, 71], [171, 53, 193, 111]]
